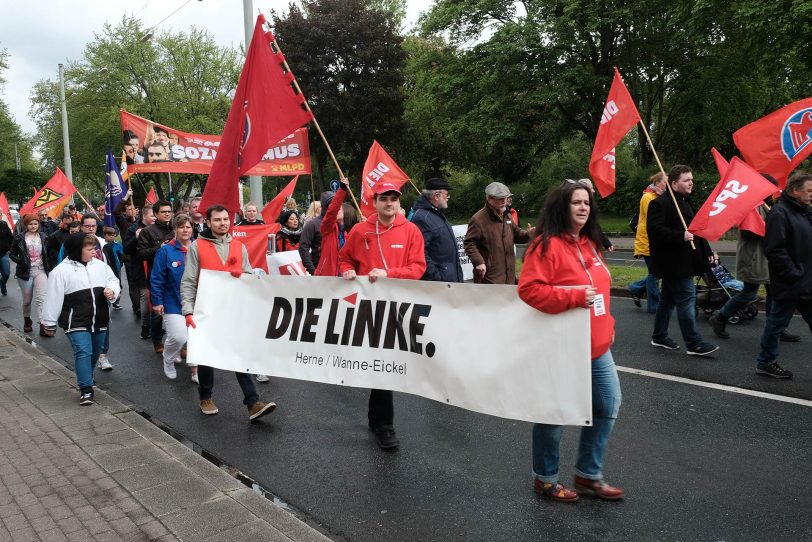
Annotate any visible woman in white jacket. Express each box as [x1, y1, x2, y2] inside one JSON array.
[[42, 233, 120, 405]]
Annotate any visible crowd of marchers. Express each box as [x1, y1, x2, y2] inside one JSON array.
[[1, 166, 810, 504]]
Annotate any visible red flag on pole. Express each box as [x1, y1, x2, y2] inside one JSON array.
[[589, 68, 642, 198], [712, 147, 767, 236], [19, 168, 77, 219], [145, 187, 158, 206], [0, 193, 14, 229], [261, 176, 299, 225], [360, 141, 410, 218], [732, 97, 812, 188], [688, 157, 779, 242], [199, 14, 313, 215]]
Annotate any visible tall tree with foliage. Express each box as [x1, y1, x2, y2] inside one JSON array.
[[29, 18, 241, 205], [273, 0, 407, 191], [0, 48, 37, 175]]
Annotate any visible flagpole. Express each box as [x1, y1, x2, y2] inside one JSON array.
[[74, 188, 101, 221], [638, 119, 696, 250], [265, 28, 363, 218]]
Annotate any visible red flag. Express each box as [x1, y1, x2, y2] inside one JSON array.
[[589, 68, 641, 198], [732, 97, 812, 188], [200, 14, 313, 214], [19, 168, 77, 219], [712, 147, 766, 236], [360, 141, 410, 218], [145, 187, 158, 205], [0, 193, 14, 229], [261, 176, 299, 225], [688, 157, 778, 242], [231, 224, 275, 273]]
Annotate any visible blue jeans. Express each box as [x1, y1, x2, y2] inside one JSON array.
[[532, 350, 622, 483], [628, 256, 660, 313], [197, 365, 259, 408], [718, 281, 759, 320], [653, 277, 703, 348], [756, 298, 812, 368], [151, 312, 164, 346], [0, 254, 9, 293], [67, 330, 108, 390]]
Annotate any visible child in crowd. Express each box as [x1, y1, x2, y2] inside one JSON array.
[[102, 226, 124, 310]]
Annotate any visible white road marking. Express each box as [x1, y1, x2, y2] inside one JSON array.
[[617, 366, 812, 407]]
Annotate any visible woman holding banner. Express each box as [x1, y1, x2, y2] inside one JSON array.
[[150, 214, 198, 383], [9, 215, 51, 333], [518, 179, 623, 503], [275, 210, 303, 252], [315, 178, 358, 277]]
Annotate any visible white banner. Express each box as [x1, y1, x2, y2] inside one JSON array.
[[266, 250, 308, 276], [452, 224, 474, 281], [188, 271, 592, 425]]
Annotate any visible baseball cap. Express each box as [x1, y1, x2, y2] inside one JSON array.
[[373, 182, 402, 196]]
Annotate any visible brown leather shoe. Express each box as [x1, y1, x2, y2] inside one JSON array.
[[573, 476, 624, 500], [154, 343, 164, 354], [39, 324, 55, 337], [248, 401, 277, 421], [533, 479, 579, 502]]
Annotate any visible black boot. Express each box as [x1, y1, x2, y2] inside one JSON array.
[[23, 317, 32, 333], [709, 313, 729, 339], [140, 325, 151, 340]]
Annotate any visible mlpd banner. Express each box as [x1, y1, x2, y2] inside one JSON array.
[[120, 109, 311, 176], [188, 271, 592, 425]]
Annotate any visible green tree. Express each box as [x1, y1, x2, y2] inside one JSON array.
[[29, 18, 241, 205], [273, 0, 407, 191], [0, 48, 37, 174]]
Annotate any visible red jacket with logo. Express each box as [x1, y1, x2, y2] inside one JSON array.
[[338, 213, 426, 279], [518, 234, 614, 360]]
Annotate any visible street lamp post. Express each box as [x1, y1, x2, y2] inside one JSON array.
[[58, 64, 74, 185], [244, 0, 263, 207]]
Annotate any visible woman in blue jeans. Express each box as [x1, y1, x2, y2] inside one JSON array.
[[518, 179, 624, 502], [41, 233, 120, 405]]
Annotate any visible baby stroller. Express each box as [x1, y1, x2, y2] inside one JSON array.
[[695, 263, 759, 323]]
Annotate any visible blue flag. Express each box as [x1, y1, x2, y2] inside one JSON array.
[[105, 148, 128, 228]]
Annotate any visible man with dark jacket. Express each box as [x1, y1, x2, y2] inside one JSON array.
[[754, 170, 812, 379], [45, 214, 74, 272], [124, 206, 155, 337], [464, 182, 531, 284], [37, 210, 57, 237], [137, 200, 174, 352], [647, 164, 718, 356], [0, 212, 14, 295], [298, 191, 334, 274], [411, 177, 463, 283]]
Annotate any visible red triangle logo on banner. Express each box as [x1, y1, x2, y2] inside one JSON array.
[[342, 293, 358, 305]]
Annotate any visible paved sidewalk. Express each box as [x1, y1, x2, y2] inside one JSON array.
[[0, 325, 331, 542]]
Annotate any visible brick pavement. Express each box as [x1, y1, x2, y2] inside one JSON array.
[[0, 325, 331, 542]]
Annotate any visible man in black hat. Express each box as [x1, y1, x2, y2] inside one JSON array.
[[411, 177, 463, 283]]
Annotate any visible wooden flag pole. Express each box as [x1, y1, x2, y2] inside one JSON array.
[[266, 30, 363, 218], [74, 188, 102, 221], [638, 119, 696, 250]]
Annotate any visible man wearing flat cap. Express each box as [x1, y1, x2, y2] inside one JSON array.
[[464, 182, 533, 284], [410, 177, 463, 283]]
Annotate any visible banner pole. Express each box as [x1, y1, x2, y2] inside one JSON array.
[[265, 29, 363, 219], [638, 119, 695, 250], [74, 188, 102, 221]]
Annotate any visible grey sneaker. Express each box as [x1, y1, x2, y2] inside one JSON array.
[[255, 374, 270, 383], [651, 338, 679, 350], [97, 354, 113, 371]]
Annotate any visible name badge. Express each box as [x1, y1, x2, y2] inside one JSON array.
[[593, 293, 606, 317]]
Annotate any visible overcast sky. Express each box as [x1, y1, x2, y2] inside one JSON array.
[[1, 0, 432, 136]]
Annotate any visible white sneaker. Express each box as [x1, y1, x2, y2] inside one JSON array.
[[163, 359, 177, 380], [98, 354, 113, 371], [191, 373, 199, 384], [255, 374, 270, 383]]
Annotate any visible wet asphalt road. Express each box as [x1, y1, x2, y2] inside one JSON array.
[[1, 272, 810, 541]]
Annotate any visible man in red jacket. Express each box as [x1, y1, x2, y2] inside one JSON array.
[[339, 182, 426, 450]]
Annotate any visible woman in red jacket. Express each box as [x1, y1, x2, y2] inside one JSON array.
[[518, 179, 623, 503], [315, 178, 358, 276]]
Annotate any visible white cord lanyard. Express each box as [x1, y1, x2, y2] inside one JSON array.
[[573, 240, 603, 288], [375, 219, 392, 271]]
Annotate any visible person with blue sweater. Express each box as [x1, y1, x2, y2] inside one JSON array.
[[150, 214, 197, 382]]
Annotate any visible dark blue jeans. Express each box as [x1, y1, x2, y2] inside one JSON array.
[[0, 254, 9, 294], [718, 281, 759, 320], [756, 298, 812, 368], [628, 256, 660, 313], [197, 365, 259, 408], [653, 277, 703, 348], [151, 312, 164, 346], [67, 330, 108, 390]]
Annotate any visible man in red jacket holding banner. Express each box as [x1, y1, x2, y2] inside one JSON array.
[[339, 182, 426, 450]]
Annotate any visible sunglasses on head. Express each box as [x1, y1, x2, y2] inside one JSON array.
[[564, 179, 590, 188]]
